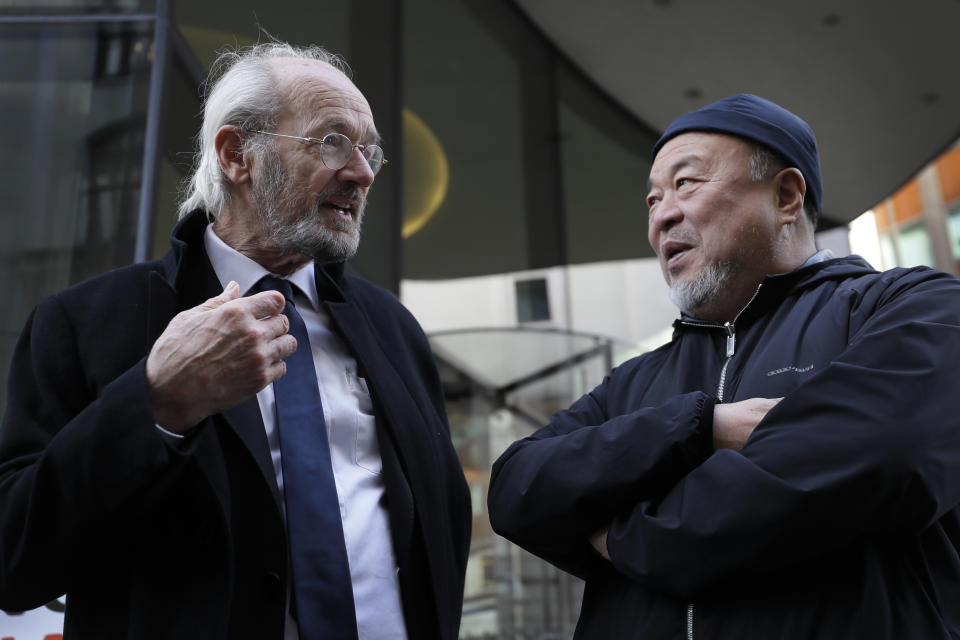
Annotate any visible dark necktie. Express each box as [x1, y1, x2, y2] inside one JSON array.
[[259, 275, 358, 639]]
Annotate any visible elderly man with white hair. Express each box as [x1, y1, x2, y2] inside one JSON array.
[[0, 42, 471, 640]]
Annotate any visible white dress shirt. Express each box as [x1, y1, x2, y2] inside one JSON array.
[[203, 224, 408, 640]]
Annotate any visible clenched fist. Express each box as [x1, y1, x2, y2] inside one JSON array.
[[145, 281, 297, 433]]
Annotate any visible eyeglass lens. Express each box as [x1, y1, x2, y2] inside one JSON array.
[[321, 133, 385, 175]]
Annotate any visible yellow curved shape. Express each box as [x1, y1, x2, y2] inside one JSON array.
[[402, 108, 449, 238]]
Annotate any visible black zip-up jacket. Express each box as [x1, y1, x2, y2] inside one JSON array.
[[489, 256, 960, 639]]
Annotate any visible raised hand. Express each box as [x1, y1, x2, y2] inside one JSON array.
[[145, 281, 296, 433]]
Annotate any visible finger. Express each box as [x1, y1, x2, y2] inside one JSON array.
[[265, 360, 288, 384], [237, 290, 286, 319], [259, 313, 290, 339], [198, 281, 241, 311], [271, 334, 298, 362]]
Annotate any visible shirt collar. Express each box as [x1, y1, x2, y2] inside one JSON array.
[[203, 224, 321, 312], [800, 248, 835, 268]]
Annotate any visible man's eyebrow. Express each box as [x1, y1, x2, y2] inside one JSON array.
[[669, 156, 697, 175], [306, 118, 346, 135], [647, 155, 699, 192]]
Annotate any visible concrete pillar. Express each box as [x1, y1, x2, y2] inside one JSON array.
[[916, 165, 955, 274]]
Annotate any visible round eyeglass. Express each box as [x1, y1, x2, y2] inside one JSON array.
[[247, 129, 388, 176]]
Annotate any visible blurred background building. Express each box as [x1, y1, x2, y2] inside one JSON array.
[[2, 0, 959, 638]]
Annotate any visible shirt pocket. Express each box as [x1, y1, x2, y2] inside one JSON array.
[[348, 373, 382, 475]]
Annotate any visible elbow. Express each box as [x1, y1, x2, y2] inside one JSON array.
[[486, 473, 527, 544], [487, 450, 533, 542]]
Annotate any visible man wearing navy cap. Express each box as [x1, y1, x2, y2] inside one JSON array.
[[489, 94, 960, 638]]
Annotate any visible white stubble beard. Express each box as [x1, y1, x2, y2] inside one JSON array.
[[252, 143, 365, 263], [668, 260, 737, 318]]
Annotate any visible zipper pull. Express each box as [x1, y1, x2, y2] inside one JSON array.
[[724, 322, 735, 357]]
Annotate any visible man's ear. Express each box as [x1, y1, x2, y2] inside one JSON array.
[[773, 167, 806, 225], [215, 125, 252, 186]]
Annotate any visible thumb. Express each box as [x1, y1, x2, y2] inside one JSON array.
[[199, 281, 241, 311]]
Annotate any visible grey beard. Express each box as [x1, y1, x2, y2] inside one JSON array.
[[668, 260, 735, 317], [252, 145, 364, 263]]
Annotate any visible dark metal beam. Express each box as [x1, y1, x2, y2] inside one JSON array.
[[133, 0, 169, 262]]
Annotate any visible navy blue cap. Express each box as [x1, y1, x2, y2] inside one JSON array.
[[653, 94, 822, 218]]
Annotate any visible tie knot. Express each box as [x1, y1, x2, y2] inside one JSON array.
[[259, 275, 294, 303]]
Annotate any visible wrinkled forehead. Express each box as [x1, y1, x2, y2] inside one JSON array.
[[654, 131, 752, 164], [648, 132, 751, 184], [272, 58, 377, 138]]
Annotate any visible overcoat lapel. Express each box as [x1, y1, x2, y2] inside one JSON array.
[[147, 213, 282, 511], [324, 300, 417, 534], [222, 397, 283, 509]]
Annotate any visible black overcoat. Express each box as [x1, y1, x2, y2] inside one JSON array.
[[0, 210, 472, 639]]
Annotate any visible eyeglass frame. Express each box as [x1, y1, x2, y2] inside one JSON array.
[[244, 129, 389, 175]]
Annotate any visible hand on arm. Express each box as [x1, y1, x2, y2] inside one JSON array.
[[590, 527, 610, 561], [145, 281, 296, 433], [712, 397, 781, 451], [489, 386, 716, 579], [586, 396, 779, 560]]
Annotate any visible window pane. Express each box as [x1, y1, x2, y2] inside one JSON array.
[[402, 0, 527, 279], [898, 223, 934, 267], [947, 206, 960, 260], [878, 232, 897, 269], [0, 22, 152, 411], [557, 64, 657, 264]]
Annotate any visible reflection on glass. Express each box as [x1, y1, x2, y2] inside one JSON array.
[[0, 0, 153, 11], [402, 0, 527, 280], [434, 328, 634, 640], [0, 22, 152, 411], [557, 63, 657, 265]]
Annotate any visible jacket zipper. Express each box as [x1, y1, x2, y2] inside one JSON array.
[[679, 285, 762, 640], [716, 322, 736, 401]]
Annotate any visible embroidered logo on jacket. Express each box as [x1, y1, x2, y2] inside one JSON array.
[[766, 364, 814, 377]]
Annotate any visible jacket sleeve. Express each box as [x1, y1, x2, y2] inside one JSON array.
[[606, 270, 960, 597], [487, 367, 715, 579], [0, 295, 195, 611]]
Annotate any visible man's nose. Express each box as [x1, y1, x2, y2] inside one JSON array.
[[649, 191, 683, 235], [336, 148, 376, 187]]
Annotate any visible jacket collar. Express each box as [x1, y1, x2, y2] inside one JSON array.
[[164, 210, 351, 305], [673, 254, 877, 331]]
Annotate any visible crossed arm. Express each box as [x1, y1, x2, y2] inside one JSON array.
[[588, 396, 780, 560], [489, 274, 960, 597]]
